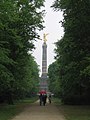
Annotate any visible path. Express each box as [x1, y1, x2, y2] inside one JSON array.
[[11, 100, 66, 120]]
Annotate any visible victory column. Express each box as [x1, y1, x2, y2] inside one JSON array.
[[39, 33, 49, 91]]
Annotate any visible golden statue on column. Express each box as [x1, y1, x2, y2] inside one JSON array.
[[43, 33, 49, 43]]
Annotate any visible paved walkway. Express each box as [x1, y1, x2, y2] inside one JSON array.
[[11, 100, 66, 120]]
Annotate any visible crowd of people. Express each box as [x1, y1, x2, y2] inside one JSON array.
[[39, 93, 52, 106]]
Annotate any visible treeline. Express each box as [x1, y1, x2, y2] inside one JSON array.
[[48, 0, 90, 105], [0, 0, 45, 104]]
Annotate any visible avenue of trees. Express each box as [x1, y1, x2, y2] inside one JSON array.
[[48, 0, 90, 104], [0, 0, 45, 104]]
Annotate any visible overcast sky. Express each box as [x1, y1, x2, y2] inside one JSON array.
[[33, 0, 64, 75]]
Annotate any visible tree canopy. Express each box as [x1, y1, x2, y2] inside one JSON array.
[[48, 0, 90, 104], [0, 0, 45, 104]]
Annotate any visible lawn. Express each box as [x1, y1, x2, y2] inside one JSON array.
[[0, 97, 37, 120], [59, 105, 90, 120], [53, 98, 90, 120]]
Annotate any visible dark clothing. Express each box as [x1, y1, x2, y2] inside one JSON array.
[[39, 94, 43, 106], [48, 94, 51, 104], [42, 94, 47, 106], [39, 94, 47, 106]]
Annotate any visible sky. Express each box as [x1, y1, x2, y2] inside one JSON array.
[[33, 0, 64, 75]]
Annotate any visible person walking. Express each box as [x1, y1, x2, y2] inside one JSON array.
[[48, 94, 52, 104], [39, 93, 43, 106], [42, 94, 47, 106]]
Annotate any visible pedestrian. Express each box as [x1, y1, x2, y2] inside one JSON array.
[[48, 94, 52, 104], [42, 94, 47, 106], [39, 93, 43, 106]]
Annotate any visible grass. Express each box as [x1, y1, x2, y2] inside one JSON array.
[[0, 97, 37, 120], [52, 97, 62, 104], [60, 105, 90, 120], [53, 97, 90, 120]]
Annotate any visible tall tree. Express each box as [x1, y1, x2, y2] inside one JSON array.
[[0, 0, 45, 104], [52, 0, 90, 104]]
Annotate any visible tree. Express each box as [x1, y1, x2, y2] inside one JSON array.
[[48, 61, 60, 96], [0, 0, 45, 104], [52, 0, 90, 104]]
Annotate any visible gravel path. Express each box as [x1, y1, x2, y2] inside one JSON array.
[[11, 101, 66, 120]]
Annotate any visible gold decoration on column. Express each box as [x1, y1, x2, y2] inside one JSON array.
[[43, 33, 49, 43]]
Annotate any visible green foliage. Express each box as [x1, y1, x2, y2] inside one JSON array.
[[48, 61, 60, 96], [52, 0, 90, 104], [0, 0, 44, 104]]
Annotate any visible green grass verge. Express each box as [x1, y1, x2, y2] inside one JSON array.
[[0, 97, 37, 120], [52, 97, 62, 104], [53, 97, 90, 120], [60, 105, 90, 120]]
